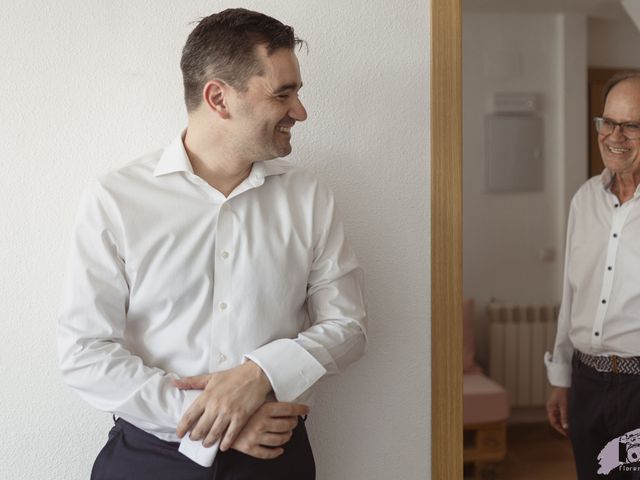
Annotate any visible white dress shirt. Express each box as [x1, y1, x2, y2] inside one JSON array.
[[57, 133, 367, 466], [545, 169, 640, 387]]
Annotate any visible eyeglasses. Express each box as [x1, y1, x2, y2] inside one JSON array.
[[594, 117, 640, 139]]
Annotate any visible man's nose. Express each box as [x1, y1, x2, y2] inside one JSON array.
[[610, 124, 626, 140], [289, 96, 308, 122]]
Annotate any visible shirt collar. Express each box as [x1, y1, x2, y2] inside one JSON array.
[[600, 168, 615, 191], [153, 133, 194, 177], [600, 168, 640, 196], [154, 132, 295, 179], [260, 158, 295, 177]]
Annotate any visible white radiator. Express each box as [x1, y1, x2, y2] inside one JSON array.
[[488, 302, 559, 407]]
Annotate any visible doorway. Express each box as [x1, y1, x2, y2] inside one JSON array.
[[457, 2, 630, 479]]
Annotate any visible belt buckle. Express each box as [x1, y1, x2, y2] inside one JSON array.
[[611, 355, 619, 373]]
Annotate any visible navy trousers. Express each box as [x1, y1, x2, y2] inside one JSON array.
[[90, 418, 315, 480], [569, 356, 640, 479]]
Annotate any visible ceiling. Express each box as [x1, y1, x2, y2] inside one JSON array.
[[462, 0, 628, 21]]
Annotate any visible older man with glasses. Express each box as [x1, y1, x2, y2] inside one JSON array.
[[546, 72, 640, 479]]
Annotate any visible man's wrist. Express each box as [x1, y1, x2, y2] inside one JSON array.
[[245, 360, 273, 396]]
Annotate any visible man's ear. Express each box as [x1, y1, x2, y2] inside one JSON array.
[[202, 80, 231, 119]]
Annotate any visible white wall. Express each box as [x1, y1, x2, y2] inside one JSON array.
[[558, 14, 588, 239], [463, 13, 587, 366], [0, 1, 430, 479]]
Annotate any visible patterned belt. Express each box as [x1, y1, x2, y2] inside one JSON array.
[[577, 351, 640, 375]]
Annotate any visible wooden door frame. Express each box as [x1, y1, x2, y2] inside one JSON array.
[[431, 0, 462, 478]]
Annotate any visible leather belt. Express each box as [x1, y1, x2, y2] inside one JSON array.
[[576, 351, 640, 375]]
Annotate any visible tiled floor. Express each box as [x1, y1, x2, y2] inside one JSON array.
[[466, 422, 576, 479]]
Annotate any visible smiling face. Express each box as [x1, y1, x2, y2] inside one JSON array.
[[599, 78, 640, 177], [226, 45, 307, 162]]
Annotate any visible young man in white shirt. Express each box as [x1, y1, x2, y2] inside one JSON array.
[[58, 9, 367, 479]]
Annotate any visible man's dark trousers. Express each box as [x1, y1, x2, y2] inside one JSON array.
[[569, 355, 640, 479], [90, 418, 315, 480]]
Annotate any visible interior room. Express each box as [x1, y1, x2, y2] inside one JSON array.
[[462, 0, 640, 478], [0, 2, 430, 479]]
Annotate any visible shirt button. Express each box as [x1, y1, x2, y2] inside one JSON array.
[[217, 353, 227, 362], [613, 233, 618, 238], [595, 332, 600, 336], [219, 302, 228, 310], [602, 299, 607, 304], [221, 251, 230, 259], [608, 266, 613, 271], [614, 204, 620, 208]]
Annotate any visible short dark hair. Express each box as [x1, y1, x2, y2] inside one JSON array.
[[604, 71, 640, 103], [180, 8, 304, 112]]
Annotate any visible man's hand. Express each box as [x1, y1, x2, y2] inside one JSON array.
[[546, 386, 570, 436], [175, 361, 272, 451], [232, 402, 310, 459]]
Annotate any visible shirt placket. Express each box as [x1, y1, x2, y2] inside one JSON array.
[[591, 194, 632, 348], [210, 201, 234, 371]]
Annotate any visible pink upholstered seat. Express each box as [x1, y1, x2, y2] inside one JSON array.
[[463, 373, 510, 425]]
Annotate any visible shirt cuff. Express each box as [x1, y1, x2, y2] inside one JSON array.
[[544, 351, 572, 388], [178, 390, 220, 467], [245, 339, 327, 402]]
